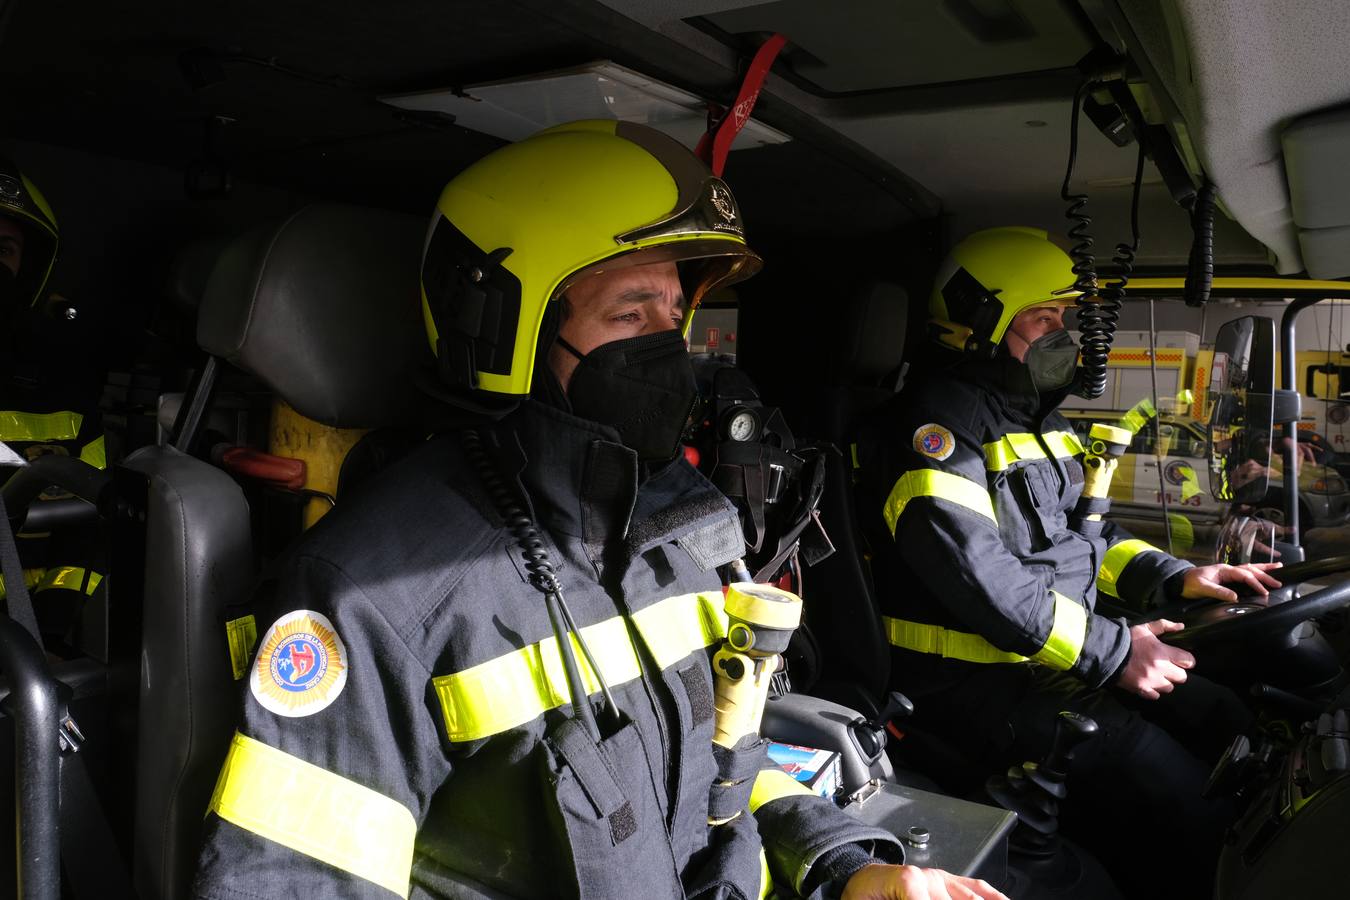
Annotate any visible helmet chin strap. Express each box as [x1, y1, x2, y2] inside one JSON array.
[[528, 303, 573, 413]]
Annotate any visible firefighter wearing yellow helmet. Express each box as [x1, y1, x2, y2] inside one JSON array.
[[194, 122, 1002, 900], [0, 157, 108, 644], [855, 226, 1280, 898]]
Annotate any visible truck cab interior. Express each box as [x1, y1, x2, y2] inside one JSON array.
[[4, 1, 1350, 898]]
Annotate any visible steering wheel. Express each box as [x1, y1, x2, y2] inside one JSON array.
[[1158, 556, 1350, 650]]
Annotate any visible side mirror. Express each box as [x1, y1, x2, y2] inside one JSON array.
[[1209, 317, 1275, 504]]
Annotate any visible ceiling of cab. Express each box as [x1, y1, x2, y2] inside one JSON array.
[[697, 0, 1091, 93], [0, 0, 1282, 267], [610, 0, 1271, 268]]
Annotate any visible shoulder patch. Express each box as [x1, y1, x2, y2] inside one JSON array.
[[250, 610, 348, 717], [913, 423, 956, 461]]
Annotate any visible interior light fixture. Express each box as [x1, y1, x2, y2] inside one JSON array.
[[380, 61, 792, 149]]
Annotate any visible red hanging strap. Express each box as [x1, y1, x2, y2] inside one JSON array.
[[695, 33, 788, 177]]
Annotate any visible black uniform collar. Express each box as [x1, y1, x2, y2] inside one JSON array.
[[954, 352, 1074, 420], [507, 400, 742, 573]]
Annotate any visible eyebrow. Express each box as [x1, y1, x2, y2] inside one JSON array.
[[606, 288, 687, 311]]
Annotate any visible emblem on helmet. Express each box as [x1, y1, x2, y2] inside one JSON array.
[[710, 183, 737, 224]]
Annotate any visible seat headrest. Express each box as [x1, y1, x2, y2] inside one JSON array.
[[197, 203, 431, 428], [834, 281, 908, 385]]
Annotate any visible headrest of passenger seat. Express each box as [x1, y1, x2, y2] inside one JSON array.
[[833, 281, 908, 385], [197, 203, 431, 428]]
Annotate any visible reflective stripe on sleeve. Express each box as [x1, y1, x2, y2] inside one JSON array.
[[0, 410, 83, 442], [78, 435, 107, 469], [749, 767, 814, 814], [1031, 591, 1086, 671], [208, 732, 416, 897], [758, 847, 772, 899], [885, 591, 1084, 670], [983, 430, 1083, 472], [882, 469, 995, 536], [433, 592, 726, 742], [1097, 539, 1165, 599]]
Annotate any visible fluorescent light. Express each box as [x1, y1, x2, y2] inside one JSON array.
[[380, 61, 791, 149]]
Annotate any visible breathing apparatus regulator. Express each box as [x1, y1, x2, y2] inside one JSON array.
[[688, 357, 835, 589]]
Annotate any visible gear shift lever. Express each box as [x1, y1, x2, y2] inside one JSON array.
[[986, 711, 1098, 856]]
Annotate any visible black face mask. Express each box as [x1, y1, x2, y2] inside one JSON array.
[[557, 330, 697, 462]]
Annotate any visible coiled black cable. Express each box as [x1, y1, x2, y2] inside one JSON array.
[[460, 428, 621, 739], [1185, 181, 1216, 308], [1061, 79, 1111, 400], [1094, 144, 1148, 353]]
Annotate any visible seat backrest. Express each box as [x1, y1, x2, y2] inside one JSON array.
[[130, 202, 429, 900], [801, 281, 908, 713], [125, 445, 252, 900]]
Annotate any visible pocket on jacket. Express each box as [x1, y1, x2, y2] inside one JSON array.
[[538, 714, 682, 900]]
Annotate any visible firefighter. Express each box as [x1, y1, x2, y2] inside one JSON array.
[[854, 226, 1281, 899], [0, 157, 107, 651], [193, 122, 1004, 900]]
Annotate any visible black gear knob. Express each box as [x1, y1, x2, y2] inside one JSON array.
[[1042, 711, 1098, 780]]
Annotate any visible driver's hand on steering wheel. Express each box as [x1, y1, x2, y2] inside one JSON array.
[[1116, 620, 1194, 700], [1179, 562, 1283, 603]]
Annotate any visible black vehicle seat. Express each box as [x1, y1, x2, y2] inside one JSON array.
[[125, 203, 430, 900], [800, 281, 908, 715]]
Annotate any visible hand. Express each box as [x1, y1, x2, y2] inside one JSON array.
[[1114, 620, 1195, 700], [1180, 562, 1283, 602], [841, 864, 1007, 899]]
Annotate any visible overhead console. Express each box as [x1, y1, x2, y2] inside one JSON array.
[[1283, 105, 1350, 279]]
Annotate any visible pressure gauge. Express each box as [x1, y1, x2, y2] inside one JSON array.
[[722, 406, 762, 442]]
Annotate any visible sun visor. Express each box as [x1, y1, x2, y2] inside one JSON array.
[[1282, 106, 1350, 278]]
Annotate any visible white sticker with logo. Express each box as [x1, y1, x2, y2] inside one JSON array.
[[913, 423, 956, 461], [250, 609, 348, 717]]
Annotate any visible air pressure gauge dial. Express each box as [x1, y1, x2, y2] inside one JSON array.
[[723, 406, 761, 442]]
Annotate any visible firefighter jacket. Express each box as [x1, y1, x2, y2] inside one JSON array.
[[0, 316, 107, 628], [194, 400, 902, 900], [855, 355, 1193, 696]]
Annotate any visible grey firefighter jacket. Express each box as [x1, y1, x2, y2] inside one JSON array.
[[855, 355, 1192, 697], [194, 400, 901, 899]]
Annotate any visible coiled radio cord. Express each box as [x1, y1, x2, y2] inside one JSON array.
[[461, 428, 622, 740]]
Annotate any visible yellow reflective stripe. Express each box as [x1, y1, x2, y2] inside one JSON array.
[[226, 615, 260, 681], [1031, 592, 1086, 671], [630, 591, 728, 669], [1177, 465, 1201, 500], [1, 567, 104, 599], [1118, 399, 1157, 435], [433, 592, 725, 743], [0, 568, 46, 600], [209, 733, 414, 897], [849, 442, 861, 470], [883, 616, 1027, 664], [882, 469, 995, 536], [1097, 539, 1164, 599], [758, 847, 772, 900], [37, 566, 102, 596], [749, 767, 814, 814], [0, 410, 83, 442], [78, 435, 106, 469], [982, 431, 1082, 471]]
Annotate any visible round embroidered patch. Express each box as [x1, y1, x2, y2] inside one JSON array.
[[250, 610, 348, 717], [913, 423, 955, 461]]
